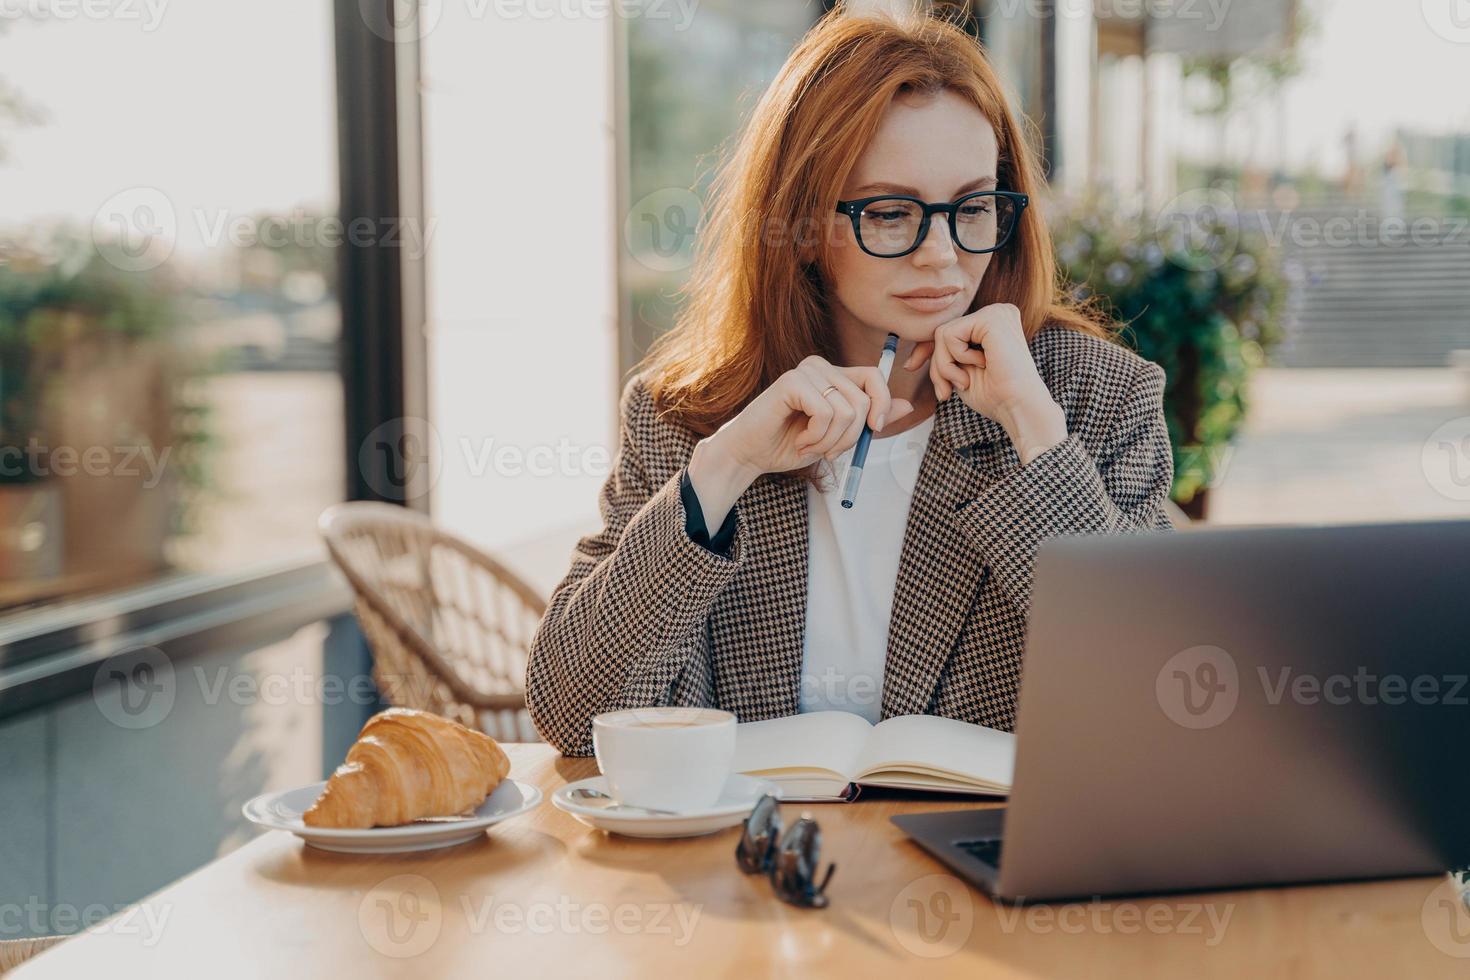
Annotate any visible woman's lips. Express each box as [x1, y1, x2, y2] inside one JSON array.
[[893, 289, 961, 313]]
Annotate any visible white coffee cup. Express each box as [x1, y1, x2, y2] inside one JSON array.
[[592, 706, 736, 812]]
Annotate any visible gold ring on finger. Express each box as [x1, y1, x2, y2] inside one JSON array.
[[821, 384, 840, 398]]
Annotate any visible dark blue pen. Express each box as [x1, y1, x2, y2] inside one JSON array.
[[840, 332, 899, 509]]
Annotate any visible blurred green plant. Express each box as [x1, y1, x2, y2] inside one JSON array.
[[1051, 193, 1290, 511], [0, 229, 214, 532]]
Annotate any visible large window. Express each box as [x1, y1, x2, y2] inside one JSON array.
[[0, 1, 344, 609], [619, 0, 824, 370]]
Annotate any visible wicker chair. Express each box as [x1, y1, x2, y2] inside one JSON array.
[[319, 502, 546, 742], [0, 936, 67, 975]]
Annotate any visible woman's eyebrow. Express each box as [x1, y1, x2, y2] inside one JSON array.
[[852, 176, 998, 197]]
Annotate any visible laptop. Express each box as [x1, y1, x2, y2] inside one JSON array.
[[892, 519, 1470, 902]]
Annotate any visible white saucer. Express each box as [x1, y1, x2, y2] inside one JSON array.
[[242, 778, 542, 853], [551, 773, 777, 839]]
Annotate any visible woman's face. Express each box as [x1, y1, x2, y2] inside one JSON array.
[[826, 88, 1001, 352]]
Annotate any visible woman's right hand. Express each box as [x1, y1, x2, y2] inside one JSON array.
[[686, 355, 914, 531]]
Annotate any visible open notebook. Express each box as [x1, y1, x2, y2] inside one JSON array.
[[733, 711, 1016, 801]]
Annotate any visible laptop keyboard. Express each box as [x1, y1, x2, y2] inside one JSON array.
[[954, 837, 1004, 869]]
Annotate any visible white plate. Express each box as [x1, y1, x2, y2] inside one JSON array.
[[242, 778, 543, 853], [551, 773, 776, 839]]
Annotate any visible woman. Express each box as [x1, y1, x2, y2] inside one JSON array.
[[526, 5, 1174, 756]]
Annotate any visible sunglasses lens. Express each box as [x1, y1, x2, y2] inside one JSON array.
[[770, 818, 835, 909], [735, 794, 781, 873]]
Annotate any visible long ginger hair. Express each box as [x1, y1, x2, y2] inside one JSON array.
[[640, 2, 1112, 440]]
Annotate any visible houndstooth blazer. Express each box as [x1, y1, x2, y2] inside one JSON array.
[[525, 324, 1175, 756]]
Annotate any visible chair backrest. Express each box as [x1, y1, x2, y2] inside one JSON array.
[[318, 502, 546, 740], [0, 936, 68, 975]]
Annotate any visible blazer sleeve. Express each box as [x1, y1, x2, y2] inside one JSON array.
[[524, 379, 746, 755], [954, 357, 1175, 618]]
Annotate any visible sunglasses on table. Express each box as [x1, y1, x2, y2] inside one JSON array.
[[735, 794, 836, 909], [834, 190, 1028, 258]]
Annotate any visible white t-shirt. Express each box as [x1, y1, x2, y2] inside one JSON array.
[[798, 412, 936, 723]]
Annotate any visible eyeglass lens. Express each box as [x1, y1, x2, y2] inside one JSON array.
[[857, 193, 1018, 256]]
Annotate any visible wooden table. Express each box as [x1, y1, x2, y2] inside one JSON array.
[[16, 744, 1468, 978]]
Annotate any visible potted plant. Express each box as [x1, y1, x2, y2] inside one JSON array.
[[0, 249, 63, 583], [1051, 192, 1290, 519], [0, 229, 211, 602]]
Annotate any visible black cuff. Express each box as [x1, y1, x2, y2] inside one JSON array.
[[680, 467, 738, 556]]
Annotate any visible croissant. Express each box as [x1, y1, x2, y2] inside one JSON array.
[[303, 708, 511, 829]]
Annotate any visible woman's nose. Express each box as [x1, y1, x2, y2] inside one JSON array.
[[912, 217, 958, 268]]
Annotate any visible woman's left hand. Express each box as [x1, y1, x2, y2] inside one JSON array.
[[903, 303, 1069, 464]]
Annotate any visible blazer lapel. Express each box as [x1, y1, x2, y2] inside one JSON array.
[[712, 392, 1021, 722], [710, 471, 808, 719], [880, 395, 1015, 718]]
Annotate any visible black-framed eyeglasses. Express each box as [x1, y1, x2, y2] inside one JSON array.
[[735, 794, 836, 909], [835, 190, 1028, 258]]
